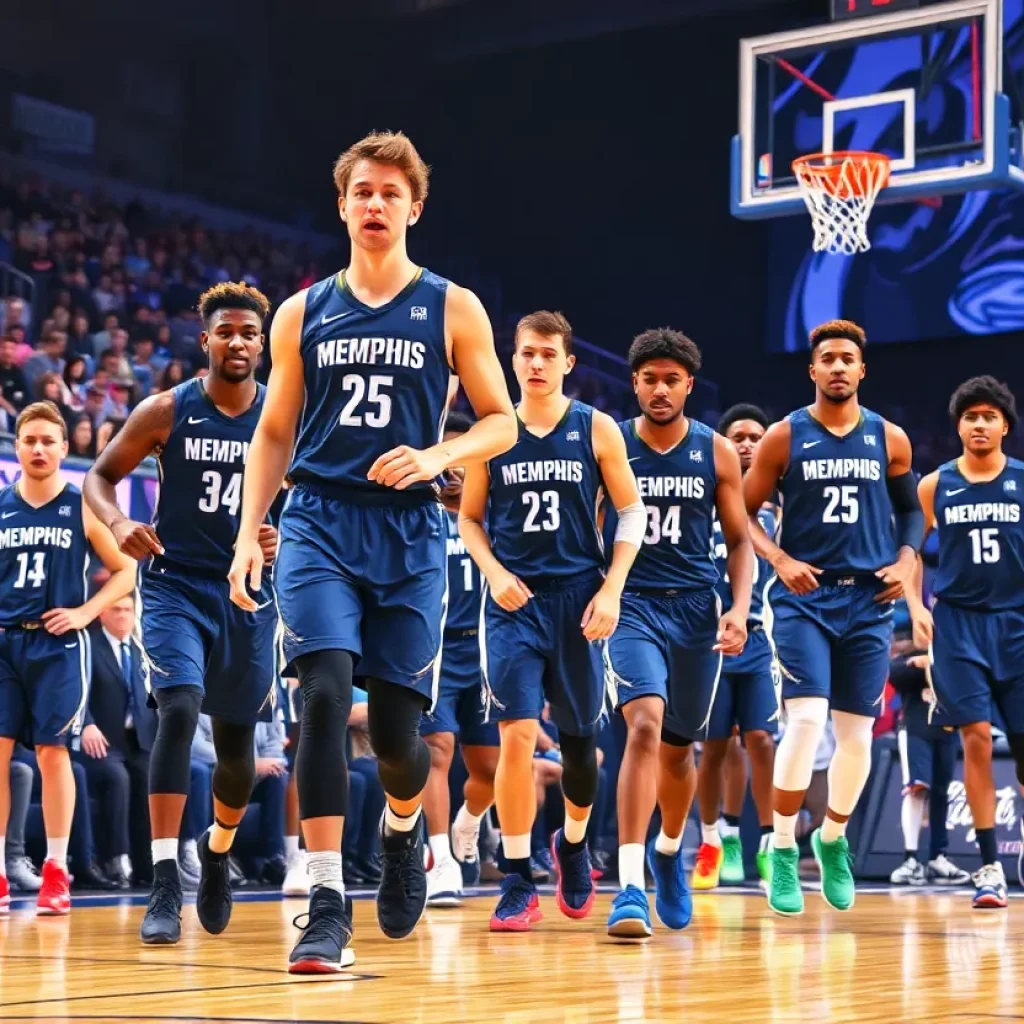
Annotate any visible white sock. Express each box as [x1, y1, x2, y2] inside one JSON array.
[[501, 833, 531, 861], [701, 822, 722, 847], [307, 850, 344, 896], [284, 835, 300, 860], [655, 829, 682, 856], [428, 833, 452, 866], [719, 817, 740, 840], [618, 843, 646, 890], [563, 810, 590, 845], [208, 821, 237, 855], [46, 837, 69, 869], [773, 811, 798, 850], [454, 803, 485, 830], [820, 816, 846, 844], [152, 838, 178, 864], [384, 803, 422, 835], [901, 793, 926, 856], [0, 838, 6, 875]]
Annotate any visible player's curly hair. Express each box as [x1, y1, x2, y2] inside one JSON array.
[[809, 319, 866, 352], [628, 328, 701, 375], [949, 375, 1018, 431], [718, 403, 769, 435], [197, 282, 270, 326], [333, 131, 430, 204]]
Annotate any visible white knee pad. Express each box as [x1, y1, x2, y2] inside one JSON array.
[[774, 697, 829, 792]]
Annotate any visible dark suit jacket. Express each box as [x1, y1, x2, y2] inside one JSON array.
[[84, 625, 158, 753]]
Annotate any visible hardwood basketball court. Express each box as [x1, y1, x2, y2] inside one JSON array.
[[0, 885, 1020, 1023]]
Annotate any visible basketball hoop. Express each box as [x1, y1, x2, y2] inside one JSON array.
[[792, 151, 891, 256]]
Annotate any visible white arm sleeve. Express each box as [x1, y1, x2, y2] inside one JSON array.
[[613, 501, 647, 549]]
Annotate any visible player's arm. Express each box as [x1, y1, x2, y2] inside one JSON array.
[[368, 284, 517, 489], [713, 432, 753, 655], [875, 421, 925, 602], [743, 420, 820, 594], [229, 291, 307, 610], [42, 504, 137, 636], [584, 410, 643, 641], [905, 471, 938, 649], [84, 392, 174, 559], [458, 461, 533, 611]]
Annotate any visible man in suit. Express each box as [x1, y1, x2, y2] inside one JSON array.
[[79, 595, 157, 888]]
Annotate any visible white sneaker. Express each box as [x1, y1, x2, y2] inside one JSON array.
[[282, 852, 311, 897], [426, 857, 463, 907], [972, 862, 1008, 909], [927, 854, 971, 886], [452, 817, 482, 864], [890, 856, 926, 886]]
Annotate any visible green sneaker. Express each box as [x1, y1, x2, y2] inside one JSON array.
[[756, 848, 772, 886], [811, 828, 855, 911], [768, 845, 803, 916], [720, 835, 745, 885]]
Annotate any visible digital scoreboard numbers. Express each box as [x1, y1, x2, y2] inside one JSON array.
[[831, 0, 921, 20]]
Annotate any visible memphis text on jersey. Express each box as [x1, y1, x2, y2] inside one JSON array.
[[0, 524, 75, 550], [801, 457, 882, 481], [943, 502, 1021, 525], [184, 438, 250, 465], [500, 460, 585, 485], [316, 336, 426, 370], [637, 475, 706, 499]]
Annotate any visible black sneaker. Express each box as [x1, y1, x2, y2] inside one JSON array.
[[377, 822, 427, 940], [140, 874, 183, 945], [196, 832, 233, 935], [288, 887, 355, 973]]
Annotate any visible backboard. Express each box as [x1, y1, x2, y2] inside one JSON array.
[[731, 0, 1024, 219]]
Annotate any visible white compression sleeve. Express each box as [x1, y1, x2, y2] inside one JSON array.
[[613, 501, 647, 549]]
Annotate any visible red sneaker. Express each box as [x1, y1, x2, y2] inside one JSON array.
[[0, 874, 9, 916], [489, 876, 543, 932], [36, 860, 71, 916]]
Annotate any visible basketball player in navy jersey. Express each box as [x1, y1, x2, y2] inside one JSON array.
[[85, 283, 280, 945], [419, 410, 499, 905], [460, 310, 645, 933], [227, 132, 516, 970], [604, 331, 752, 939], [0, 402, 136, 917], [743, 320, 922, 917], [907, 376, 1024, 909], [694, 404, 777, 891]]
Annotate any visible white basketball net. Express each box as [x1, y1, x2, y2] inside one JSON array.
[[793, 152, 891, 256]]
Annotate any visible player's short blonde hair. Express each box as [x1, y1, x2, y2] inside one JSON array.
[[333, 131, 430, 204], [515, 311, 574, 356], [16, 401, 67, 441]]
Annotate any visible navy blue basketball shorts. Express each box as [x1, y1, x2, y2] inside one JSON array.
[[930, 602, 1024, 732], [899, 724, 958, 795], [140, 568, 278, 725], [706, 626, 779, 740], [420, 629, 498, 747], [0, 626, 90, 746], [275, 485, 446, 706], [765, 577, 893, 718], [482, 570, 605, 738], [606, 588, 723, 742]]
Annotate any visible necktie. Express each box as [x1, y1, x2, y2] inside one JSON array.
[[121, 641, 135, 729]]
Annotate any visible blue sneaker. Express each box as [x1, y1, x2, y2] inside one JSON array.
[[532, 846, 554, 882], [489, 874, 542, 932], [551, 829, 595, 919], [971, 863, 1008, 909], [646, 839, 692, 930], [607, 885, 652, 939], [459, 856, 481, 887]]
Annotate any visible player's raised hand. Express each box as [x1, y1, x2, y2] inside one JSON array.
[[257, 524, 279, 566], [910, 606, 934, 650], [42, 606, 90, 635], [228, 533, 264, 612], [581, 583, 621, 642], [368, 444, 449, 490], [774, 553, 822, 595], [111, 518, 164, 561], [714, 608, 748, 656], [488, 568, 533, 611]]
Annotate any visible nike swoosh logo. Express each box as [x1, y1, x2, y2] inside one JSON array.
[[628, 456, 642, 463], [945, 488, 966, 496], [187, 416, 208, 425], [1, 512, 18, 519], [321, 311, 355, 326], [802, 441, 822, 449], [65, 642, 77, 648]]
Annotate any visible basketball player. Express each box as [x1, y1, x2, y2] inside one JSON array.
[[459, 311, 645, 932], [419, 410, 499, 905], [227, 132, 516, 971], [1, 401, 136, 916], [694, 404, 777, 889], [84, 283, 280, 944], [743, 319, 921, 916], [604, 331, 752, 938], [907, 376, 1022, 908]]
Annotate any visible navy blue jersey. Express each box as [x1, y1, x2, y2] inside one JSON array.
[[715, 505, 777, 621], [290, 269, 452, 499], [154, 379, 266, 575], [609, 417, 718, 592], [778, 407, 896, 573], [931, 457, 1024, 611], [445, 510, 482, 631], [0, 482, 89, 626], [487, 401, 604, 582]]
